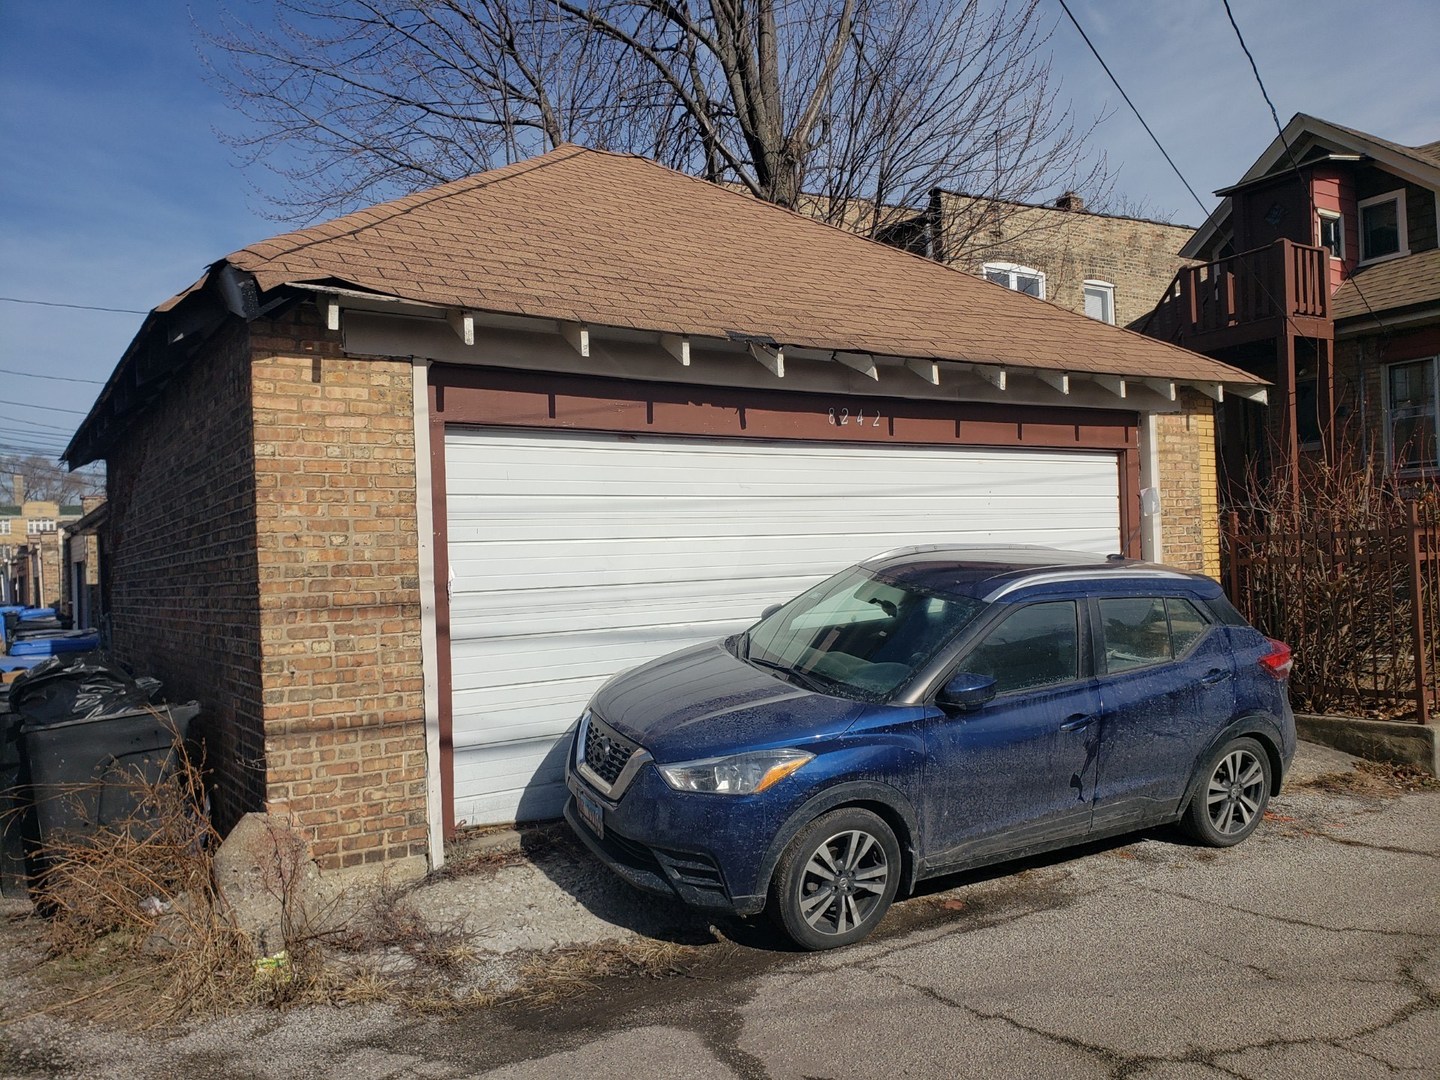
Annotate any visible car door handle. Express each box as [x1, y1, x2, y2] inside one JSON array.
[[1201, 669, 1231, 685], [1060, 713, 1094, 731]]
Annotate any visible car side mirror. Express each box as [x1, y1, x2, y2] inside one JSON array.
[[760, 603, 782, 620], [937, 671, 997, 712]]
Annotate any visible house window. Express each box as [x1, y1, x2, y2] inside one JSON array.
[[1386, 357, 1439, 471], [1317, 211, 1343, 260], [26, 519, 55, 535], [1358, 190, 1408, 263], [1083, 280, 1115, 324], [0, 520, 9, 535], [983, 262, 1046, 299]]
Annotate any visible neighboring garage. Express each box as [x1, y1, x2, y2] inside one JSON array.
[[65, 144, 1267, 871]]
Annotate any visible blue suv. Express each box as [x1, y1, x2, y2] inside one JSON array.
[[565, 547, 1295, 950]]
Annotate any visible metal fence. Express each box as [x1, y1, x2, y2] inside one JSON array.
[[1222, 502, 1440, 724]]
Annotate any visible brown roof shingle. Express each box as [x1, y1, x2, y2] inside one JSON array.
[[1333, 247, 1440, 323], [222, 145, 1259, 385]]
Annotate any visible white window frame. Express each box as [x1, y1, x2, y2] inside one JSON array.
[[1357, 189, 1409, 265], [982, 262, 1046, 300], [0, 520, 9, 535], [1383, 355, 1440, 474], [26, 518, 56, 535], [1316, 209, 1344, 261], [1082, 279, 1115, 324]]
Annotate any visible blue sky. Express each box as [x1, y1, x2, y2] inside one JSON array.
[[1, 0, 1438, 458]]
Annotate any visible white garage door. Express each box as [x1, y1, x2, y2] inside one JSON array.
[[445, 428, 1122, 826]]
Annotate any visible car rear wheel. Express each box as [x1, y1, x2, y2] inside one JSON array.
[[1182, 737, 1272, 846], [770, 807, 900, 950]]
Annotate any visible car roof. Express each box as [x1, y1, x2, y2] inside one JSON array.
[[859, 545, 1216, 601]]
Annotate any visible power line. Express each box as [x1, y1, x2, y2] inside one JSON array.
[[0, 412, 77, 433], [0, 295, 148, 315], [0, 366, 104, 385], [0, 401, 90, 416], [1054, 0, 1208, 218]]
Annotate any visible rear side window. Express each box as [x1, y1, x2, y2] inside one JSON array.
[[1166, 597, 1210, 656], [1100, 595, 1213, 673], [960, 601, 1079, 694]]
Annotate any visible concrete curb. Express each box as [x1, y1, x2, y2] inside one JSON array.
[[1294, 713, 1439, 776]]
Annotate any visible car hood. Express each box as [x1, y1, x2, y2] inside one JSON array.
[[592, 640, 865, 762]]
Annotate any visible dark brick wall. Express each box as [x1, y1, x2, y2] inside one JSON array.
[[104, 318, 266, 832]]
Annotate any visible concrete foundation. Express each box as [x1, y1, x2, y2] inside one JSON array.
[[1294, 713, 1439, 776]]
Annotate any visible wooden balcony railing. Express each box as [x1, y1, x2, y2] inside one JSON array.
[[1144, 239, 1331, 348]]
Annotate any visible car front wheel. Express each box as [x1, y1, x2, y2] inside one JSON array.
[[770, 807, 901, 950], [1182, 736, 1272, 846]]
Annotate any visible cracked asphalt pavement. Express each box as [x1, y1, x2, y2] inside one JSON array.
[[3, 741, 1437, 1079]]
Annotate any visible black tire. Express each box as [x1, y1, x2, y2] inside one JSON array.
[[1182, 737, 1272, 847], [769, 807, 901, 950]]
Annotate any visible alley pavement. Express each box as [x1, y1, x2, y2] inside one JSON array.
[[2, 740, 1437, 1079]]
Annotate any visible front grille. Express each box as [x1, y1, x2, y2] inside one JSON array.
[[583, 713, 639, 786]]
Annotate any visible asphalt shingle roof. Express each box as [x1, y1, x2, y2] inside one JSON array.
[[220, 145, 1259, 386], [1333, 247, 1440, 323]]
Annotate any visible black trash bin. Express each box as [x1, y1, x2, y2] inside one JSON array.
[[0, 704, 28, 898], [6, 653, 200, 894], [18, 701, 201, 852]]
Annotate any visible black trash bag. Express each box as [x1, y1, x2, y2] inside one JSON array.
[[7, 652, 163, 726]]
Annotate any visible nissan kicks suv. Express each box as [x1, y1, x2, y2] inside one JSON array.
[[565, 546, 1294, 950]]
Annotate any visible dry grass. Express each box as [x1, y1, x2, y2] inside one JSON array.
[[1297, 759, 1440, 798], [10, 737, 714, 1026]]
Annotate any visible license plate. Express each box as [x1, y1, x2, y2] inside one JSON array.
[[576, 789, 605, 839]]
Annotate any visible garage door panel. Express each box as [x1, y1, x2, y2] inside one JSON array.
[[446, 427, 1123, 825]]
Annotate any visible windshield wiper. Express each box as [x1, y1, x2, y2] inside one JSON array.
[[747, 655, 831, 693]]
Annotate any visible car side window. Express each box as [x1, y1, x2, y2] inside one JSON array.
[[1099, 597, 1171, 673], [959, 601, 1079, 695], [1166, 597, 1210, 657]]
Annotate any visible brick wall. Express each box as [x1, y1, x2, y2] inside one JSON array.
[[1155, 391, 1220, 578], [933, 192, 1196, 328], [249, 306, 428, 868], [104, 320, 267, 833]]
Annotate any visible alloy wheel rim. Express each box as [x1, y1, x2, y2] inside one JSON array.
[[1206, 749, 1266, 834], [796, 829, 889, 936]]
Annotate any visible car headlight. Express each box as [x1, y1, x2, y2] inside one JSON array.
[[657, 749, 814, 795]]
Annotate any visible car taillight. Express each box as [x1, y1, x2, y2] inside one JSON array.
[[1259, 639, 1292, 680]]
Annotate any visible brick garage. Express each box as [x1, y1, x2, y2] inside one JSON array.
[[67, 146, 1261, 870]]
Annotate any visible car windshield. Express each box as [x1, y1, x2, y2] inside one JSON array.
[[742, 567, 987, 701]]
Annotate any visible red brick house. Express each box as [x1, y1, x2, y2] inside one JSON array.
[[1142, 114, 1440, 496], [65, 146, 1265, 871]]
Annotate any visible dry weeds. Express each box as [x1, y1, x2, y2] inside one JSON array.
[[1297, 759, 1440, 798]]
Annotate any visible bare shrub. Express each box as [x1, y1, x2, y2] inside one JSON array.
[[1225, 459, 1438, 718]]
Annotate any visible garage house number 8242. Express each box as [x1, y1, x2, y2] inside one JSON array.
[[828, 407, 883, 428]]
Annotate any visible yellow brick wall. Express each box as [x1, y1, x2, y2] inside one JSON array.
[[250, 307, 428, 869], [1154, 390, 1220, 579]]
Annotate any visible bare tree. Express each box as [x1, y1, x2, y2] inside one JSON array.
[[203, 0, 1106, 233], [1, 455, 104, 505]]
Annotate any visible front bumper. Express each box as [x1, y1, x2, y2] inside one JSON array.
[[564, 774, 767, 916]]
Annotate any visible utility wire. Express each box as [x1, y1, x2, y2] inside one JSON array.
[[0, 366, 104, 385], [0, 401, 89, 416], [0, 296, 148, 315], [0, 412, 77, 433], [1055, 0, 1208, 218]]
